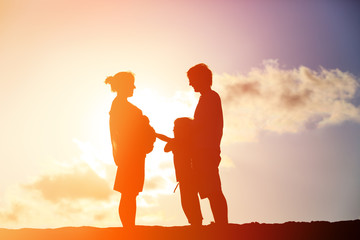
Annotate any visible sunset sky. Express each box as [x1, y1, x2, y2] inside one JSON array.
[[1, 0, 360, 228]]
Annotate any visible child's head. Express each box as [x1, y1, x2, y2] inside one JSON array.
[[173, 117, 193, 139]]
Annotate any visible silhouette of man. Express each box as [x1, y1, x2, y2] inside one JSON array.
[[105, 72, 155, 228], [187, 63, 228, 225]]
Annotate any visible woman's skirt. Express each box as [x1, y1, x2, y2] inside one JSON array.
[[113, 155, 146, 194]]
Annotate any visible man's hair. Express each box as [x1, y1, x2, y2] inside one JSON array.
[[187, 63, 212, 87]]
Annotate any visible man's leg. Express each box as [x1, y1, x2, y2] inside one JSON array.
[[119, 193, 137, 228], [208, 190, 228, 225]]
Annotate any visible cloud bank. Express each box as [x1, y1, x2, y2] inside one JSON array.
[[214, 60, 360, 142], [0, 162, 119, 228], [24, 166, 113, 202], [0, 140, 184, 228]]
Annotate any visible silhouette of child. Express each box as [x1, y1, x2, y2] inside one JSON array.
[[156, 117, 203, 226]]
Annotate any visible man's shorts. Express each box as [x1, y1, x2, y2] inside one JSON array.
[[193, 153, 223, 199]]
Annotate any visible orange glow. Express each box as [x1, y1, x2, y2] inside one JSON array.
[[1, 0, 360, 230]]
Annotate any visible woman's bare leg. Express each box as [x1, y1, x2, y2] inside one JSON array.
[[119, 193, 137, 228]]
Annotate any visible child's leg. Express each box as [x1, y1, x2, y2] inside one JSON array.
[[179, 180, 203, 226]]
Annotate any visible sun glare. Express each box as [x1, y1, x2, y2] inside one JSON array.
[[82, 87, 198, 200], [131, 88, 198, 196], [131, 88, 197, 135]]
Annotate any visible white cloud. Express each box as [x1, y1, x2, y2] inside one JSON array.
[[0, 201, 25, 224], [214, 60, 360, 142], [219, 154, 236, 169], [24, 165, 113, 202], [0, 163, 120, 229]]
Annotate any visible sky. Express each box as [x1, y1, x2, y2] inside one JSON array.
[[1, 0, 360, 228]]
